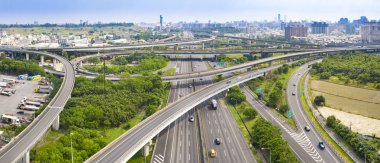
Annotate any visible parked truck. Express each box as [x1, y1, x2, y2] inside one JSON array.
[[19, 103, 40, 111], [21, 99, 42, 107], [24, 96, 48, 103], [1, 114, 20, 126]]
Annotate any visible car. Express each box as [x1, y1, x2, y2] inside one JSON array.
[[293, 83, 296, 86], [179, 94, 183, 97], [209, 149, 216, 158], [214, 138, 222, 145], [17, 111, 24, 115], [226, 80, 232, 84], [318, 141, 325, 150], [189, 84, 193, 88], [189, 116, 194, 122], [292, 92, 296, 96], [298, 73, 301, 75], [199, 78, 203, 81], [304, 126, 311, 132]]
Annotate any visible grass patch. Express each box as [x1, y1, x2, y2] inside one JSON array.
[[227, 102, 263, 162], [299, 74, 354, 163], [35, 131, 64, 148], [206, 61, 213, 70], [162, 68, 176, 76], [226, 54, 244, 59]]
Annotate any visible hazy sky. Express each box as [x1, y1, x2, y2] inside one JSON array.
[[0, 0, 379, 24]]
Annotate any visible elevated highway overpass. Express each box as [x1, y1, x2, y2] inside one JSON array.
[[0, 48, 75, 163]]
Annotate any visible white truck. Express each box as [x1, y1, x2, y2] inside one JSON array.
[[19, 103, 40, 111], [21, 99, 42, 107], [1, 114, 20, 126]]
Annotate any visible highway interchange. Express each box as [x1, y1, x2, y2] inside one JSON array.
[[0, 41, 379, 163]]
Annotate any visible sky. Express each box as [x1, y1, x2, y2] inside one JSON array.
[[0, 0, 379, 24]]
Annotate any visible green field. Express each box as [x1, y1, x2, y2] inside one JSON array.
[[226, 54, 244, 59], [162, 68, 176, 76], [311, 80, 380, 119]]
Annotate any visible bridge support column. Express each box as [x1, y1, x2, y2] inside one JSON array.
[[40, 56, 44, 66], [11, 53, 15, 59], [18, 150, 30, 163], [143, 140, 153, 157], [287, 58, 292, 62], [202, 43, 205, 50], [26, 53, 29, 61], [151, 46, 154, 51], [268, 61, 272, 67], [79, 61, 83, 68], [52, 115, 59, 130]]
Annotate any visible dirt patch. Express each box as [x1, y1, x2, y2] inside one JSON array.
[[318, 106, 380, 137]]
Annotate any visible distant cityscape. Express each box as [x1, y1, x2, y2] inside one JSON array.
[[0, 14, 379, 49]]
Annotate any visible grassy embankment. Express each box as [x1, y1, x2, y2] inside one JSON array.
[[299, 74, 354, 163]]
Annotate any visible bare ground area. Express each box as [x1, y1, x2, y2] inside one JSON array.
[[318, 106, 380, 137]]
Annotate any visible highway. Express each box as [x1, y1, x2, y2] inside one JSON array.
[[61, 37, 214, 52], [71, 46, 380, 81], [0, 49, 75, 162], [85, 64, 282, 163], [152, 58, 201, 163], [286, 62, 342, 163]]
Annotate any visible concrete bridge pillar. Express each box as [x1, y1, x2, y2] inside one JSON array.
[[26, 53, 29, 61], [268, 61, 272, 67], [40, 56, 45, 65], [79, 61, 83, 68], [143, 140, 153, 157], [287, 58, 292, 62], [53, 59, 57, 70], [18, 151, 30, 163], [52, 115, 59, 130], [202, 43, 205, 50], [151, 46, 154, 51], [175, 44, 179, 51], [11, 53, 15, 59]]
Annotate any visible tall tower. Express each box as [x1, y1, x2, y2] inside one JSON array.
[[160, 15, 163, 31], [278, 14, 281, 23]]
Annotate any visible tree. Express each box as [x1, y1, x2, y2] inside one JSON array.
[[326, 115, 337, 128], [279, 105, 289, 114], [243, 108, 257, 119], [314, 95, 325, 106], [88, 57, 100, 65]]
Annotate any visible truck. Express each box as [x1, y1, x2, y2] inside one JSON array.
[[21, 99, 42, 107], [18, 74, 28, 80], [19, 104, 40, 111], [211, 99, 218, 110], [24, 96, 48, 103], [34, 88, 51, 94], [1, 114, 20, 126]]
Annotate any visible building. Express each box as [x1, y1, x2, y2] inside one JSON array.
[[160, 15, 163, 31], [285, 23, 308, 40], [311, 22, 328, 34], [361, 22, 380, 43]]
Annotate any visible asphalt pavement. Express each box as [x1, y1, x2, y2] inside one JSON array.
[[286, 62, 342, 163]]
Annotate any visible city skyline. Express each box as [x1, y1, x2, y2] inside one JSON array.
[[0, 0, 379, 24]]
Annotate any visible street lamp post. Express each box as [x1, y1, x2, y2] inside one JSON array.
[[261, 147, 271, 163], [70, 132, 74, 163], [231, 98, 254, 143]]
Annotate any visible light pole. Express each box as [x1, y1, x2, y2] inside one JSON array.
[[261, 147, 271, 163], [70, 132, 74, 163], [231, 98, 254, 143]]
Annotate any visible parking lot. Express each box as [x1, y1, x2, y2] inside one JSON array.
[[0, 74, 40, 125]]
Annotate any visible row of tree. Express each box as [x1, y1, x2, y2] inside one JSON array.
[[84, 53, 169, 75], [31, 74, 170, 162], [0, 58, 46, 76], [311, 53, 380, 86], [252, 118, 298, 162], [326, 116, 380, 162]]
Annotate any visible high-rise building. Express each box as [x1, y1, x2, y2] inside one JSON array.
[[160, 15, 163, 31], [361, 22, 380, 43], [285, 23, 308, 40], [311, 22, 328, 34]]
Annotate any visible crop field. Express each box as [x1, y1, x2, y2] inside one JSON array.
[[311, 80, 380, 119], [311, 80, 380, 104]]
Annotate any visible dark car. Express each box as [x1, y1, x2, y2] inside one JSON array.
[[17, 111, 25, 115], [292, 92, 296, 96], [304, 126, 311, 132], [215, 138, 222, 145], [318, 141, 325, 150], [189, 116, 194, 122]]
